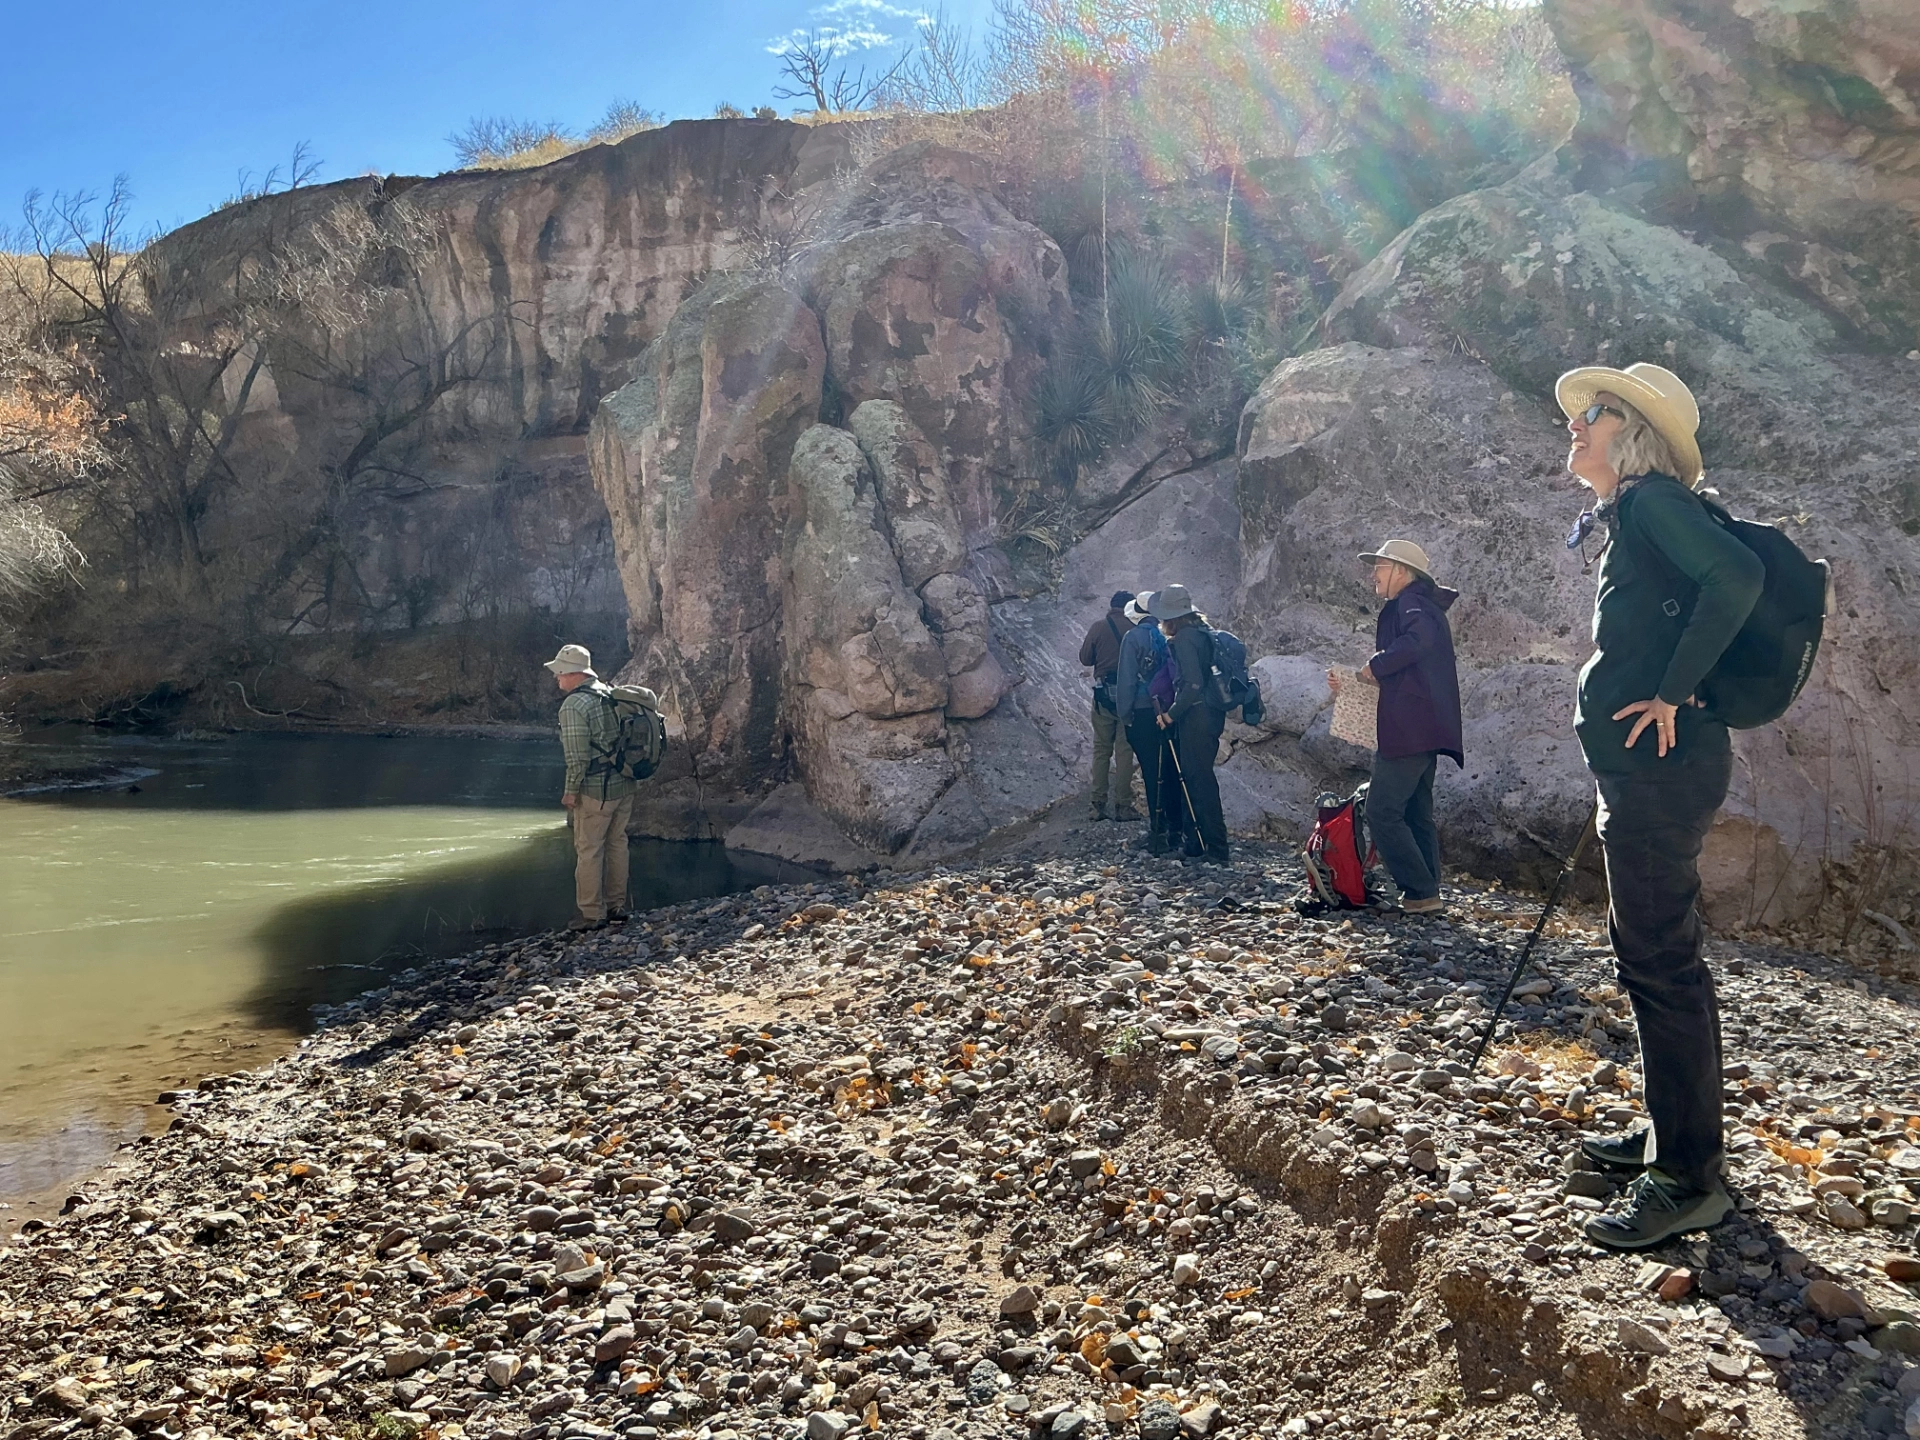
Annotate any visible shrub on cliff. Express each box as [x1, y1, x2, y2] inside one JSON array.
[[449, 101, 663, 171]]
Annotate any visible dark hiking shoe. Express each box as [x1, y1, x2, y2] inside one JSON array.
[[607, 911, 630, 924], [1400, 895, 1446, 915], [1583, 1128, 1651, 1171], [567, 916, 608, 933], [1583, 1169, 1732, 1251], [1089, 803, 1110, 821], [1111, 807, 1142, 822], [1145, 832, 1171, 855]]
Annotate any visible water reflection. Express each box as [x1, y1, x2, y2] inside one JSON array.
[[0, 728, 808, 1203]]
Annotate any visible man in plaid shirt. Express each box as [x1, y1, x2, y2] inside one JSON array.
[[544, 644, 637, 930]]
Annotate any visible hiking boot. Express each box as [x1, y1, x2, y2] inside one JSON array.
[[607, 911, 629, 925], [1582, 1128, 1651, 1171], [1145, 831, 1171, 856], [1583, 1169, 1733, 1251], [567, 915, 608, 933], [1401, 895, 1446, 915], [1089, 803, 1110, 821], [1111, 807, 1142, 822]]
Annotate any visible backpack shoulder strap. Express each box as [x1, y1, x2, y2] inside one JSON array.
[[1615, 484, 1690, 592]]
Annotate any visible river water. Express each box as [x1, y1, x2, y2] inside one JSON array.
[[0, 730, 801, 1206]]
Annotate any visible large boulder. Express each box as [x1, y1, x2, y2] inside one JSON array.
[[782, 425, 955, 851], [586, 142, 1059, 852], [797, 221, 1019, 551], [590, 277, 825, 802], [1318, 167, 1851, 472], [847, 399, 1010, 720], [1242, 333, 1920, 922], [1544, 0, 1920, 344]]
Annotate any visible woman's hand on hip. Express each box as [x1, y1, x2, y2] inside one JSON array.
[[1613, 698, 1682, 757]]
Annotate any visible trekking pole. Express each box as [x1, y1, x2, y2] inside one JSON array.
[[1467, 801, 1601, 1072], [1160, 720, 1200, 850]]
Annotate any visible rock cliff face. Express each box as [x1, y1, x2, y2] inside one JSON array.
[[27, 0, 1919, 925], [1218, 0, 1920, 925], [9, 120, 857, 726], [587, 144, 1055, 852], [1547, 0, 1920, 343]]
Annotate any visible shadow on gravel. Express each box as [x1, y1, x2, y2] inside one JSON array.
[[247, 832, 817, 1034]]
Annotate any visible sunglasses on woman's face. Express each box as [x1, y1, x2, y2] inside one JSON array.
[[1573, 402, 1626, 426]]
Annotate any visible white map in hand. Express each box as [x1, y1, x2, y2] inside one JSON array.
[[1329, 667, 1378, 751]]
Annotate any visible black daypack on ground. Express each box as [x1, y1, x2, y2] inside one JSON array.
[[1622, 488, 1832, 729], [1205, 627, 1264, 726], [595, 685, 669, 781]]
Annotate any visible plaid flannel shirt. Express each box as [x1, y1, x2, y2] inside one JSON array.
[[558, 683, 637, 801]]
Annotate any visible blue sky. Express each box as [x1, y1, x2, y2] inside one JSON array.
[[5, 0, 996, 240]]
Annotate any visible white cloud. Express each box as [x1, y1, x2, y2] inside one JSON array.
[[765, 0, 929, 56]]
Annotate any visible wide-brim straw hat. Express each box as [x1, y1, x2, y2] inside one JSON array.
[[1357, 539, 1432, 579], [1555, 362, 1705, 489], [1124, 591, 1156, 623], [1148, 584, 1198, 621]]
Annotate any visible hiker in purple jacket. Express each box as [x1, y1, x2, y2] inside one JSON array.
[[1330, 539, 1463, 914]]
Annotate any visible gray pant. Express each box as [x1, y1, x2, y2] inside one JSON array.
[[1090, 697, 1136, 813], [1595, 744, 1732, 1194], [1370, 751, 1440, 900]]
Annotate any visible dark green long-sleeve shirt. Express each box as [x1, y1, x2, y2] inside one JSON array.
[[1575, 474, 1764, 773]]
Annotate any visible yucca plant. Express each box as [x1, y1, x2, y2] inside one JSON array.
[[1035, 358, 1113, 478]]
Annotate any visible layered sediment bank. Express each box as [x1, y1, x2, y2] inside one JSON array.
[[4, 837, 1919, 1440]]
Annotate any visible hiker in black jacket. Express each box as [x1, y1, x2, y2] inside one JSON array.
[[1115, 593, 1172, 853], [1558, 362, 1762, 1251], [1151, 584, 1231, 864]]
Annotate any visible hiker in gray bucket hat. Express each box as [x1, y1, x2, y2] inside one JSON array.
[[1148, 585, 1232, 864]]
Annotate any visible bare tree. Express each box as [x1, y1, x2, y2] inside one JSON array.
[[447, 117, 572, 168], [7, 177, 517, 634], [773, 30, 912, 114], [585, 100, 661, 144], [876, 8, 988, 112]]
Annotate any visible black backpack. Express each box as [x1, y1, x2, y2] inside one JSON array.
[[1622, 488, 1831, 729], [1204, 627, 1264, 726]]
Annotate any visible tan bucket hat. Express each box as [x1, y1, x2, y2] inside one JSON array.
[[1554, 362, 1705, 489], [1357, 539, 1432, 579], [542, 643, 596, 676]]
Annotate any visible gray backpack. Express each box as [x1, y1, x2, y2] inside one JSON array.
[[594, 685, 668, 781]]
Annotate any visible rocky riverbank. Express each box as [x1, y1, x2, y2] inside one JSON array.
[[5, 834, 1920, 1440]]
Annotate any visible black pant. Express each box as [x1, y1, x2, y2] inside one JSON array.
[[1594, 744, 1732, 1194], [1125, 713, 1168, 835], [1370, 751, 1440, 900], [1170, 706, 1228, 857]]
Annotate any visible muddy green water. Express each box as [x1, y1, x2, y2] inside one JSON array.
[[0, 731, 801, 1203]]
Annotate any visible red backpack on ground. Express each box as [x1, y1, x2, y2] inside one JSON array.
[[1299, 784, 1378, 913]]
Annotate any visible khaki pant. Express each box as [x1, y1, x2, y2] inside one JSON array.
[[571, 793, 634, 921], [1090, 697, 1136, 814]]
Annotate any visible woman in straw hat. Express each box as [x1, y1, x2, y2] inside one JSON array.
[[1556, 362, 1763, 1250], [1330, 539, 1462, 916]]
